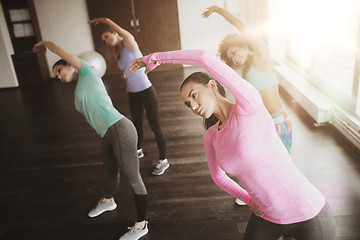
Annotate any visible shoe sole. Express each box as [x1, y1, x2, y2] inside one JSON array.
[[119, 229, 148, 240], [136, 228, 148, 240], [119, 222, 149, 240], [152, 164, 170, 176], [234, 199, 246, 206], [88, 204, 117, 218], [138, 153, 144, 159]]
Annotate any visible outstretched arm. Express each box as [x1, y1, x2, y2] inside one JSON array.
[[89, 17, 138, 50], [32, 41, 82, 71], [203, 6, 248, 33], [129, 50, 262, 113], [203, 6, 268, 52], [203, 6, 254, 36]]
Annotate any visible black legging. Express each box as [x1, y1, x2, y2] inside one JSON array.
[[243, 202, 336, 240], [128, 86, 166, 160]]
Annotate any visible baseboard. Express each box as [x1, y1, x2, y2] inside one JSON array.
[[275, 64, 360, 151], [275, 65, 333, 124]]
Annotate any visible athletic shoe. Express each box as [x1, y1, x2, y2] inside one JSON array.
[[119, 221, 148, 240], [235, 198, 247, 206], [88, 198, 117, 218], [152, 159, 169, 176], [137, 148, 144, 159]]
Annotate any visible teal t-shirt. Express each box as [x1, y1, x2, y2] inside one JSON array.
[[74, 61, 123, 137]]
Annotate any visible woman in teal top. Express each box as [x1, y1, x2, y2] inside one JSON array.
[[33, 41, 149, 240], [203, 5, 292, 154]]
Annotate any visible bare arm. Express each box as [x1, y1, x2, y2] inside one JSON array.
[[203, 6, 250, 34], [32, 41, 82, 71], [89, 17, 138, 50], [203, 6, 271, 68]]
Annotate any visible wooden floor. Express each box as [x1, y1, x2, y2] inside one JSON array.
[[0, 67, 360, 240]]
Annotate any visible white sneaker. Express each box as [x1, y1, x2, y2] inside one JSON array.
[[152, 159, 170, 176], [137, 148, 144, 159], [119, 221, 148, 240], [235, 198, 246, 206], [88, 198, 117, 218]]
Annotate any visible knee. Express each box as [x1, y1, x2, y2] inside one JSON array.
[[129, 178, 147, 195], [151, 126, 163, 137]]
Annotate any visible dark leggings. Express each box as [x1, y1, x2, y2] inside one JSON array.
[[243, 202, 336, 240], [101, 117, 147, 221], [128, 86, 166, 159]]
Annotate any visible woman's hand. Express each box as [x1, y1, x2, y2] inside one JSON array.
[[32, 41, 47, 53], [33, 40, 82, 71], [202, 5, 219, 19], [88, 17, 108, 26], [129, 57, 153, 74], [250, 202, 265, 217]]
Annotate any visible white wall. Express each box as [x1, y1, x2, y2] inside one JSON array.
[[2, 0, 246, 86], [177, 0, 242, 56], [33, 0, 94, 77], [0, 3, 18, 88]]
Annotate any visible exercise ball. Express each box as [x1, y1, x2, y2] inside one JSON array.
[[79, 51, 107, 77]]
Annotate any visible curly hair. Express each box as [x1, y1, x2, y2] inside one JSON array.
[[218, 33, 251, 66]]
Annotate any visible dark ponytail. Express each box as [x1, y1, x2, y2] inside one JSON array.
[[180, 72, 226, 130], [52, 59, 67, 69]]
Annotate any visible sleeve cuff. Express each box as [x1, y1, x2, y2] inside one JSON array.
[[142, 54, 160, 70], [238, 193, 252, 206]]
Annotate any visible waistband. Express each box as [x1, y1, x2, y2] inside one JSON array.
[[128, 85, 153, 94], [271, 107, 288, 117], [271, 107, 289, 124]]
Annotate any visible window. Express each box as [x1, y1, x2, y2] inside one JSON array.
[[269, 0, 360, 117]]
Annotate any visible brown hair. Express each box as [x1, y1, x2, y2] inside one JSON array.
[[102, 29, 122, 61], [180, 72, 226, 130], [52, 59, 67, 69]]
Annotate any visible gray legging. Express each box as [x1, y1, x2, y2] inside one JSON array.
[[243, 202, 336, 240], [101, 117, 147, 221]]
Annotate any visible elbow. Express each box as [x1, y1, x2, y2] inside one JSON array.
[[197, 50, 212, 62], [212, 175, 226, 187], [195, 50, 216, 67]]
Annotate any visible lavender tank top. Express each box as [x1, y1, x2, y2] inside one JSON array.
[[117, 46, 152, 93]]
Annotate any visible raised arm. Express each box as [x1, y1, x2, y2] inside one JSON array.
[[32, 41, 82, 71], [89, 17, 138, 50], [203, 6, 248, 33], [130, 50, 262, 113], [203, 6, 268, 52]]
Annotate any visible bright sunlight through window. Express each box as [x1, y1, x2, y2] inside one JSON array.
[[269, 0, 360, 102]]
